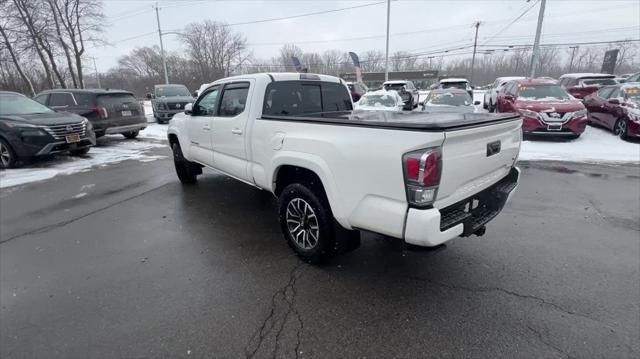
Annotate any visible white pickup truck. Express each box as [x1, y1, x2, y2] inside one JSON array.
[[167, 73, 522, 263]]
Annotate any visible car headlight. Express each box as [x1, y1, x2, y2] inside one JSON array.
[[629, 111, 640, 122], [82, 117, 93, 130], [519, 109, 538, 119], [571, 109, 587, 119], [3, 121, 38, 128], [155, 102, 166, 110]]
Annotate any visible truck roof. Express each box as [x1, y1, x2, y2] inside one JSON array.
[[440, 78, 469, 83], [383, 80, 411, 85], [38, 88, 133, 95], [559, 73, 615, 79], [209, 72, 343, 86]]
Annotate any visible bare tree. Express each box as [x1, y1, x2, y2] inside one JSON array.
[[180, 20, 249, 81], [0, 22, 35, 95]]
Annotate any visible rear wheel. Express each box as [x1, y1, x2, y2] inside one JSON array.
[[278, 183, 336, 263], [70, 147, 90, 156], [123, 130, 139, 139], [614, 118, 628, 139], [0, 138, 17, 169], [172, 142, 199, 184]]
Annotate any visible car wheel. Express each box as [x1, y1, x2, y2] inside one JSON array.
[[70, 147, 90, 156], [278, 183, 336, 263], [0, 138, 18, 169], [123, 130, 139, 139], [172, 142, 199, 184], [614, 119, 628, 139], [156, 118, 165, 124]]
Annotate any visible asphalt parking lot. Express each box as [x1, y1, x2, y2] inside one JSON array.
[[1, 145, 639, 358]]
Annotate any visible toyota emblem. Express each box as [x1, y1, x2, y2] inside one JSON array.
[[176, 104, 181, 109]]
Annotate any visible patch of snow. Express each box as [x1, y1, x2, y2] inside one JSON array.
[[143, 100, 154, 123], [0, 138, 167, 189], [73, 192, 87, 199], [519, 126, 640, 163], [139, 123, 168, 141]]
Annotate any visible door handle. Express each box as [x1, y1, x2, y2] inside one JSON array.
[[231, 128, 243, 135], [203, 124, 211, 131]]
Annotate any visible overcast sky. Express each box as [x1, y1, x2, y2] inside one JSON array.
[[93, 0, 640, 71]]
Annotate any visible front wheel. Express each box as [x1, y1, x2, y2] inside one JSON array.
[[123, 130, 139, 139], [614, 119, 628, 139], [0, 138, 18, 169], [278, 183, 336, 263], [172, 142, 199, 184]]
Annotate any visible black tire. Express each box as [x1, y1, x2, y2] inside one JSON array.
[[614, 118, 628, 140], [278, 183, 336, 263], [172, 142, 198, 184], [156, 118, 165, 124], [70, 147, 90, 156], [0, 138, 18, 169], [123, 130, 139, 139]]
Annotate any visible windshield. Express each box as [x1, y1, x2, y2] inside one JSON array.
[[0, 94, 53, 115], [155, 85, 191, 97], [440, 82, 467, 90], [427, 92, 473, 106], [625, 87, 640, 101], [581, 78, 616, 86], [518, 85, 571, 100], [384, 84, 405, 92], [358, 93, 398, 108]]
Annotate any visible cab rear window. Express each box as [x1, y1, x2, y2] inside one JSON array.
[[263, 81, 352, 117]]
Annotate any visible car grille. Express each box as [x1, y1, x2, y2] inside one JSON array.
[[41, 122, 87, 140], [539, 112, 569, 123], [168, 102, 189, 110]]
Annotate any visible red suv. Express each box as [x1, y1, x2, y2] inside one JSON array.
[[496, 78, 588, 138], [583, 84, 640, 140], [558, 73, 617, 100]]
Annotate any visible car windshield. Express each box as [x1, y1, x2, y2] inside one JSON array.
[[384, 83, 405, 91], [155, 85, 191, 97], [624, 86, 640, 101], [427, 92, 472, 106], [0, 93, 53, 115], [358, 93, 398, 107], [581, 78, 616, 86], [518, 85, 571, 101], [440, 82, 467, 89]]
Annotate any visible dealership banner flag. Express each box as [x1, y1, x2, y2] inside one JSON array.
[[291, 56, 307, 73], [349, 52, 363, 84]]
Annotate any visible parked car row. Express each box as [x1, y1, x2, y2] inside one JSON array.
[[1, 87, 149, 168]]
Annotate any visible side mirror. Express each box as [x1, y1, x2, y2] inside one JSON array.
[[192, 92, 198, 98], [146, 93, 153, 100], [608, 98, 620, 105], [184, 103, 193, 115], [504, 95, 514, 101], [474, 100, 481, 105]]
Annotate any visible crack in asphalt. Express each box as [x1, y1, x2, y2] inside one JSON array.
[[0, 183, 170, 245], [404, 274, 614, 329], [245, 261, 304, 359], [587, 199, 639, 231], [527, 325, 576, 359]]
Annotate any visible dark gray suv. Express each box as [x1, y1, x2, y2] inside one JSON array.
[[149, 84, 195, 124]]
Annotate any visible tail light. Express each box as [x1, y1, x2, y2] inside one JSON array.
[[93, 106, 108, 119], [402, 147, 442, 207]]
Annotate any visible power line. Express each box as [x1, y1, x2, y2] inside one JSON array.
[[481, 0, 540, 46]]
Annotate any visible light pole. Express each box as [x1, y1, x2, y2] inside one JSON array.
[[568, 45, 578, 72], [384, 0, 391, 81], [528, 0, 546, 77], [470, 21, 481, 86], [92, 57, 101, 88], [154, 2, 169, 84]]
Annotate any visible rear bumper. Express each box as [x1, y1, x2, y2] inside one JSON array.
[[404, 167, 520, 247], [105, 123, 147, 134]]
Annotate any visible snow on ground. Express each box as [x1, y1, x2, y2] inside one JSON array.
[[139, 123, 168, 141], [0, 137, 166, 189], [143, 100, 154, 123], [520, 126, 639, 163]]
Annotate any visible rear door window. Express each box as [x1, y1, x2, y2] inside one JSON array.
[[34, 94, 48, 105], [73, 93, 96, 106], [321, 82, 352, 112], [49, 93, 76, 107], [218, 83, 249, 117]]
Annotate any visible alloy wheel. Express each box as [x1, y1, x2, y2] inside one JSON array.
[[0, 142, 11, 168], [285, 198, 320, 250], [615, 120, 626, 137]]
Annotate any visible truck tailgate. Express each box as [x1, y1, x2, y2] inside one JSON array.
[[435, 118, 521, 209]]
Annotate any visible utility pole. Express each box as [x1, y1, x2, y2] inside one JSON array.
[[568, 45, 578, 72], [154, 2, 169, 84], [92, 57, 101, 88], [470, 21, 481, 86], [384, 0, 391, 81], [528, 0, 546, 77]]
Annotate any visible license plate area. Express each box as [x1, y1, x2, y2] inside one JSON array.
[[547, 123, 562, 131], [122, 110, 132, 117], [65, 134, 81, 143]]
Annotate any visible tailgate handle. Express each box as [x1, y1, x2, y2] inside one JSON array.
[[486, 140, 501, 157]]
